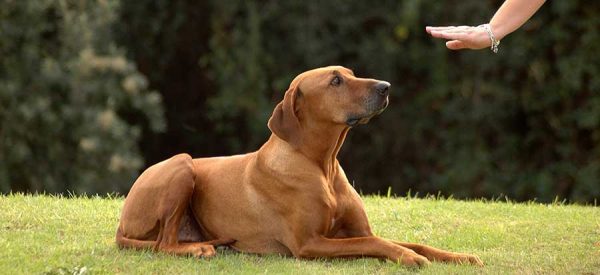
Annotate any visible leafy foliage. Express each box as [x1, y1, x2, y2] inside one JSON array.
[[200, 0, 600, 202], [0, 0, 165, 194], [2, 0, 599, 202]]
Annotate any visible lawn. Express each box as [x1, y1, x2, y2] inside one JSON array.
[[1, 194, 598, 274]]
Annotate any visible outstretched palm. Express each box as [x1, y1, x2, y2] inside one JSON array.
[[426, 26, 492, 50]]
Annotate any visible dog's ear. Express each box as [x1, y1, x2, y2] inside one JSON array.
[[268, 81, 302, 148]]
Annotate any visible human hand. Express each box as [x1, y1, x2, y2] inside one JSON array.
[[425, 26, 492, 50]]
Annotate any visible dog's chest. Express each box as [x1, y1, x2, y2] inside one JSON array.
[[323, 187, 352, 235]]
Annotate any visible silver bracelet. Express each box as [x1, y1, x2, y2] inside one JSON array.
[[479, 24, 500, 53]]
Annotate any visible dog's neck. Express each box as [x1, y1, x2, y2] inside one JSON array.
[[262, 122, 349, 180], [297, 121, 349, 179]]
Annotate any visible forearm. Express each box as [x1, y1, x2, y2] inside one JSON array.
[[490, 0, 546, 40]]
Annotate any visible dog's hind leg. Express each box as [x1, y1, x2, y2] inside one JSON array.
[[116, 226, 156, 250], [116, 153, 233, 258]]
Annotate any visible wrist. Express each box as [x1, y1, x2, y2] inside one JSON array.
[[489, 21, 508, 41], [479, 24, 501, 53]]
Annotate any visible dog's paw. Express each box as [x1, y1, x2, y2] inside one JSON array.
[[450, 253, 484, 266], [192, 244, 216, 259], [409, 254, 432, 267], [395, 253, 431, 267]]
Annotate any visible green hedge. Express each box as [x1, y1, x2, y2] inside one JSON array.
[[2, 0, 599, 203], [194, 0, 599, 202], [0, 0, 164, 194]]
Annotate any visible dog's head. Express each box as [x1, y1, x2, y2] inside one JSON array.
[[268, 65, 390, 146]]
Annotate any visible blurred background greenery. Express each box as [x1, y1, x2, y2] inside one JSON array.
[[1, 0, 599, 202]]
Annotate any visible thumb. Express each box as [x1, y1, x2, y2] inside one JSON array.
[[446, 40, 466, 50]]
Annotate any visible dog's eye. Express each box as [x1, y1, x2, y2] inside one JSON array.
[[330, 76, 342, 86]]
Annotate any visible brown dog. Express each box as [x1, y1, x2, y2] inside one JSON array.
[[116, 66, 483, 266]]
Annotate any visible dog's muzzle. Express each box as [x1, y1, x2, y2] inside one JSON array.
[[346, 81, 390, 127]]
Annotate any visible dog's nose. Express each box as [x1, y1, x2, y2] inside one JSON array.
[[374, 81, 390, 96]]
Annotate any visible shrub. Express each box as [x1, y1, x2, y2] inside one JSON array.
[[0, 0, 165, 194]]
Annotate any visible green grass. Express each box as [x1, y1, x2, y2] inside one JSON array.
[[1, 194, 599, 274]]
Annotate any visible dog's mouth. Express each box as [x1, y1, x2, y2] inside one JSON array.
[[346, 99, 389, 127]]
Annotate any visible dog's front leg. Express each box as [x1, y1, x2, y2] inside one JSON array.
[[293, 236, 430, 266]]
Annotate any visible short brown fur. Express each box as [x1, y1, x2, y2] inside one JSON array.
[[116, 66, 482, 266]]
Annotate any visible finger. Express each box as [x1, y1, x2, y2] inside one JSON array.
[[430, 31, 469, 41], [426, 26, 457, 33], [427, 25, 476, 35], [426, 26, 461, 34], [429, 30, 450, 39], [443, 27, 473, 33], [446, 40, 466, 50]]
